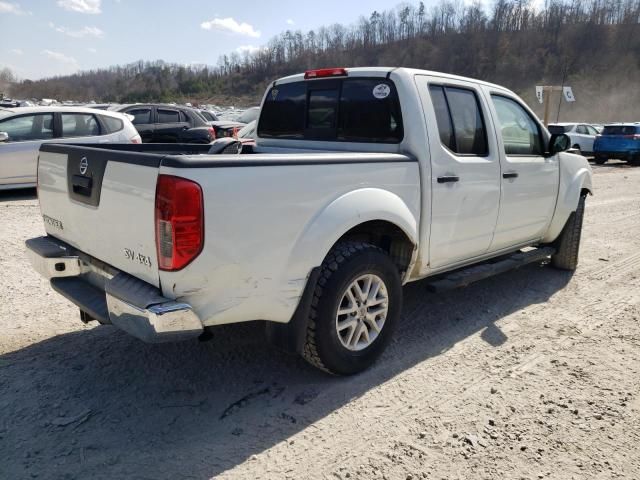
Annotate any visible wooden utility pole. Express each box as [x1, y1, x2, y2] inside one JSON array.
[[541, 86, 563, 126]]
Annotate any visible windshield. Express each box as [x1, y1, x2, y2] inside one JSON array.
[[200, 110, 218, 122], [237, 107, 260, 124]]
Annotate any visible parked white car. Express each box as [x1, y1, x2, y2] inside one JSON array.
[[26, 67, 592, 375], [0, 107, 141, 190], [548, 122, 599, 156]]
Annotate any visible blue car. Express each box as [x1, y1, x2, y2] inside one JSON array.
[[593, 123, 640, 165]]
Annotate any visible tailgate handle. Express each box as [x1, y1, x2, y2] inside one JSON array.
[[72, 175, 93, 196]]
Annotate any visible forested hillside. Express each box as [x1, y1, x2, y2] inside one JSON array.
[[7, 0, 640, 121]]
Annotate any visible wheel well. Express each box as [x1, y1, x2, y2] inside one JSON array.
[[337, 221, 415, 275]]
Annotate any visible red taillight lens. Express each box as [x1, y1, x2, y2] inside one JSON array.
[[130, 134, 142, 144], [155, 175, 204, 271], [304, 68, 347, 79], [208, 127, 216, 140]]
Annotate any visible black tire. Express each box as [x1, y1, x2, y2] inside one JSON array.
[[301, 242, 402, 375], [551, 195, 586, 271], [594, 155, 607, 165], [572, 144, 582, 156]]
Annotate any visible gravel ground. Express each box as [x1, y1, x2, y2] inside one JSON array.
[[1, 161, 639, 480]]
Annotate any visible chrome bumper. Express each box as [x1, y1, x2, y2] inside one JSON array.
[[25, 236, 203, 343]]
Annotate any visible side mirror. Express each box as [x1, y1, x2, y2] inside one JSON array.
[[0, 132, 8, 143], [548, 133, 570, 155]]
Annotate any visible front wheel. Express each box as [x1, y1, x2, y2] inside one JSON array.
[[594, 155, 607, 165], [301, 242, 402, 375], [551, 195, 586, 271]]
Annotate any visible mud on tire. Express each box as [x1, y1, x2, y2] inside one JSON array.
[[301, 242, 402, 375], [551, 195, 586, 271]]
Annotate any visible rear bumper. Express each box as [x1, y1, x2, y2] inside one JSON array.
[[25, 236, 203, 343]]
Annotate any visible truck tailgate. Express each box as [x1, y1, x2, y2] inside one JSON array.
[[37, 144, 161, 287]]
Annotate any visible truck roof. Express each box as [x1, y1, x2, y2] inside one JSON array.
[[273, 67, 512, 93]]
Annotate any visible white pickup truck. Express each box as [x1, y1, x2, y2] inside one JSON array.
[[26, 67, 593, 375]]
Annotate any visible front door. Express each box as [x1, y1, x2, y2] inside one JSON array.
[[487, 93, 559, 251], [0, 113, 55, 186], [416, 76, 502, 269]]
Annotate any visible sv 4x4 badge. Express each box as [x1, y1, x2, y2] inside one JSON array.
[[124, 248, 152, 268]]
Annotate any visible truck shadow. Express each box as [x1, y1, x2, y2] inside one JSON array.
[[0, 187, 37, 202], [0, 264, 570, 479]]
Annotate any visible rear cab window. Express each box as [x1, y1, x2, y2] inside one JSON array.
[[258, 77, 403, 143]]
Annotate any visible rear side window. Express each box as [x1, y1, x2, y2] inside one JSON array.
[[157, 109, 180, 123], [258, 78, 403, 143], [491, 95, 543, 156], [128, 108, 151, 125], [576, 125, 588, 134], [179, 111, 190, 123], [0, 113, 54, 141], [101, 115, 123, 134], [61, 113, 100, 137], [429, 85, 488, 155]]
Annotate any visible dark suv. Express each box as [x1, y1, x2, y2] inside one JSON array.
[[110, 104, 215, 143]]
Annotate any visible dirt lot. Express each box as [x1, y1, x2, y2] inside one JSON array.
[[1, 162, 639, 480]]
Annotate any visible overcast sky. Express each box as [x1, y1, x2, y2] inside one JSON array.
[[0, 0, 442, 80]]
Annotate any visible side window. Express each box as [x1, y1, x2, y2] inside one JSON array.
[[586, 125, 598, 135], [429, 85, 455, 150], [157, 109, 180, 123], [0, 114, 54, 142], [101, 115, 124, 134], [128, 108, 151, 125], [179, 111, 190, 123], [61, 113, 100, 137], [429, 85, 488, 155], [575, 125, 587, 134], [491, 95, 543, 156]]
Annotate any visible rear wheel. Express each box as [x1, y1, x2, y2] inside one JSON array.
[[594, 155, 607, 165], [572, 144, 582, 156], [301, 242, 402, 375], [551, 195, 586, 271]]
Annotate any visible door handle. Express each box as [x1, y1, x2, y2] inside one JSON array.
[[502, 172, 519, 179], [437, 175, 459, 184]]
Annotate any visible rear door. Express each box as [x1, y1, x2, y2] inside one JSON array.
[[0, 112, 55, 186], [487, 92, 559, 251], [154, 108, 189, 143], [415, 76, 501, 269], [125, 107, 154, 142], [36, 144, 160, 286]]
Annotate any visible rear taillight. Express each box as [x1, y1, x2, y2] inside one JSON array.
[[208, 127, 216, 140], [130, 134, 142, 144], [633, 134, 640, 140], [155, 175, 204, 271]]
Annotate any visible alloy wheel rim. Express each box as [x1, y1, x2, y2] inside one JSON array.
[[335, 274, 389, 351]]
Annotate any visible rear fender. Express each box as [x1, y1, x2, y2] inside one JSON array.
[[285, 188, 419, 285], [543, 152, 593, 243]]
